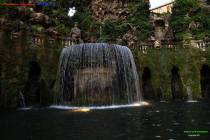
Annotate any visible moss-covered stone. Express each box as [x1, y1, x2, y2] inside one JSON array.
[[0, 31, 61, 108], [1, 29, 210, 108], [132, 47, 210, 100]]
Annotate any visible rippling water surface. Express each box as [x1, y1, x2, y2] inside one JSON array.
[[1, 102, 210, 140]]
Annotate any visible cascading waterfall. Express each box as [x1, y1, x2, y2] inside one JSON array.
[[56, 43, 141, 106]]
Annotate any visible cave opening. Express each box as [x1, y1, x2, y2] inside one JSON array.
[[24, 61, 41, 105], [142, 67, 154, 99], [171, 66, 183, 100], [28, 61, 41, 80], [200, 64, 210, 99], [154, 19, 165, 27]]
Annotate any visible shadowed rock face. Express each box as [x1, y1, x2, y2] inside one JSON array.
[[200, 64, 210, 100], [90, 0, 130, 21], [24, 61, 41, 105], [56, 43, 141, 106]]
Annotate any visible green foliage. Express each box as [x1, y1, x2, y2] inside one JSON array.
[[1, 0, 153, 42], [55, 23, 70, 34], [128, 0, 153, 40], [50, 8, 73, 34], [98, 20, 128, 43], [96, 0, 152, 43], [173, 0, 199, 14], [31, 25, 44, 33], [69, 0, 152, 43], [170, 0, 210, 41], [72, 8, 94, 31]]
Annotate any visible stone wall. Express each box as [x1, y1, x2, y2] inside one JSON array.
[[132, 47, 210, 101], [0, 31, 61, 108]]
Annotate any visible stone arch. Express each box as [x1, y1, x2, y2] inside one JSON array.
[[24, 61, 41, 105], [28, 61, 41, 79], [142, 67, 155, 99]]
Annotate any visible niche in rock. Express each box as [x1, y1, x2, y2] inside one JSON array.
[[142, 67, 155, 99], [200, 64, 210, 99], [154, 19, 165, 27], [171, 66, 184, 100], [24, 61, 41, 105]]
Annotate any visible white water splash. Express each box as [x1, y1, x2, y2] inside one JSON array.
[[17, 107, 32, 110], [186, 100, 199, 103], [49, 101, 150, 110], [186, 86, 199, 103]]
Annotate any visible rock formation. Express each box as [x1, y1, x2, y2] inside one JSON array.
[[45, 27, 59, 37], [122, 25, 137, 48], [90, 0, 130, 22], [29, 12, 50, 26]]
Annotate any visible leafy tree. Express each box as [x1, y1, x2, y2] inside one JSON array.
[[98, 20, 128, 43], [170, 0, 210, 41], [127, 0, 153, 41]]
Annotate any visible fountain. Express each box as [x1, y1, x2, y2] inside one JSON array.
[[55, 43, 141, 106]]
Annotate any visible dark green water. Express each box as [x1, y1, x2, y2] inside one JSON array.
[[0, 102, 210, 140]]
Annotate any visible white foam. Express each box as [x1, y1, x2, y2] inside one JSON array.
[[49, 101, 150, 110], [17, 107, 32, 110], [160, 100, 167, 103], [186, 100, 199, 103]]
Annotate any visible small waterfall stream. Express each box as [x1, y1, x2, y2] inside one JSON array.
[[186, 86, 198, 103], [56, 43, 141, 106], [187, 86, 193, 101], [18, 91, 26, 108]]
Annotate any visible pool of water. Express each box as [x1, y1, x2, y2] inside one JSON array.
[[1, 102, 210, 140]]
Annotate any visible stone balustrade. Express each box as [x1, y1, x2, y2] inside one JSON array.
[[138, 40, 210, 53], [30, 34, 73, 47], [4, 32, 210, 51]]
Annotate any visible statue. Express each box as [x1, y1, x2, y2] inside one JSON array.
[[70, 22, 83, 44], [154, 40, 161, 48]]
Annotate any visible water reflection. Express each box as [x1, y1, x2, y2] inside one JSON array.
[[1, 102, 209, 140]]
